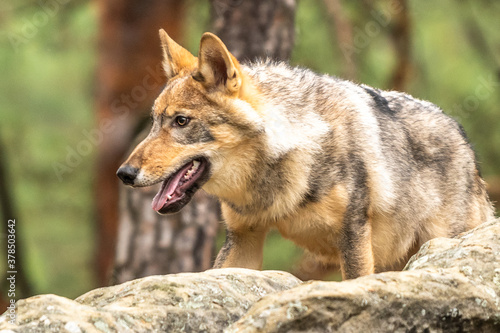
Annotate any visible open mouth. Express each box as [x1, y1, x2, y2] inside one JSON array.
[[151, 157, 210, 214]]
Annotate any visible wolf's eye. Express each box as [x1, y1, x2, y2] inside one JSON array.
[[175, 116, 190, 127]]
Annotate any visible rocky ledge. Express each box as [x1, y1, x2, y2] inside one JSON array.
[[1, 218, 499, 332]]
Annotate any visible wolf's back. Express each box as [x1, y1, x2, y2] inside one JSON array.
[[245, 60, 494, 240]]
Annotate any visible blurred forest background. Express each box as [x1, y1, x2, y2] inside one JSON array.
[[1, 0, 499, 302]]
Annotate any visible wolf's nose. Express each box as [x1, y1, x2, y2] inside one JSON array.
[[116, 165, 139, 186]]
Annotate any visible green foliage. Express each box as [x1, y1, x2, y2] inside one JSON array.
[[0, 0, 498, 298], [1, 3, 97, 297]]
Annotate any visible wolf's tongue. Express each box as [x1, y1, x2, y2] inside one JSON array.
[[151, 161, 194, 211]]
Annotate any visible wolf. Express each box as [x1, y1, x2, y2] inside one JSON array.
[[117, 30, 495, 280]]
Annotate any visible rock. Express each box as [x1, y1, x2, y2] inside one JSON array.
[[2, 220, 499, 332], [0, 269, 301, 332], [228, 219, 500, 332]]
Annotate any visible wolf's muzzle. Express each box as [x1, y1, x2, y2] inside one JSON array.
[[116, 165, 139, 186]]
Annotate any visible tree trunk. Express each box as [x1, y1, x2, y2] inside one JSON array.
[[322, 0, 357, 80], [211, 0, 296, 61], [114, 183, 219, 282], [112, 0, 297, 284], [95, 0, 185, 286], [388, 0, 412, 91]]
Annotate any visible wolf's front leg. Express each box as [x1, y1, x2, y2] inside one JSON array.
[[338, 187, 375, 280], [213, 228, 267, 270]]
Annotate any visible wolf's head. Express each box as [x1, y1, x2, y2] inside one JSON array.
[[117, 30, 263, 214]]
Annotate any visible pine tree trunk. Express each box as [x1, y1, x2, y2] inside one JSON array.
[[388, 0, 412, 91], [114, 183, 219, 282], [95, 0, 185, 285], [211, 0, 296, 61], [113, 0, 297, 284]]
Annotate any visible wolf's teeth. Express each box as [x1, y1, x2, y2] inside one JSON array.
[[192, 160, 200, 170], [167, 195, 172, 200]]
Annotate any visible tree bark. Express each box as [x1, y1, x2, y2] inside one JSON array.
[[388, 0, 412, 91], [114, 184, 219, 282], [211, 0, 296, 61], [95, 0, 185, 285], [322, 0, 357, 80], [112, 0, 297, 285]]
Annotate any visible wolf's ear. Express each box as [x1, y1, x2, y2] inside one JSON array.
[[159, 29, 196, 79], [195, 32, 241, 94]]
